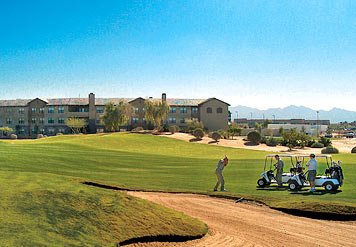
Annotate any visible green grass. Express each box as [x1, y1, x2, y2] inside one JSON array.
[[0, 133, 355, 245]]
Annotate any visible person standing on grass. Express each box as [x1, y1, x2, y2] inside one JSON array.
[[214, 156, 229, 192], [306, 154, 317, 192], [274, 155, 284, 187]]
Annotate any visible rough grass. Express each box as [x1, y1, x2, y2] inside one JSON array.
[[0, 171, 207, 246], [0, 133, 356, 217]]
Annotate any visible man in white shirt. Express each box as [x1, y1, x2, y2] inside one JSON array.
[[306, 154, 317, 192], [214, 156, 229, 192]]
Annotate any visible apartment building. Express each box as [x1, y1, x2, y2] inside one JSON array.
[[0, 93, 229, 138]]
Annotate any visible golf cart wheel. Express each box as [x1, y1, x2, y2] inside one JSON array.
[[257, 178, 267, 187], [324, 182, 335, 192], [288, 181, 299, 191]]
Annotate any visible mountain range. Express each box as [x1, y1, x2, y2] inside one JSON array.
[[229, 105, 356, 123]]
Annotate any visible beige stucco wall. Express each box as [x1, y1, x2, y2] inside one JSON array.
[[199, 99, 229, 131]]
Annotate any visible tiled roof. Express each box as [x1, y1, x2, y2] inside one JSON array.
[[0, 97, 209, 107]]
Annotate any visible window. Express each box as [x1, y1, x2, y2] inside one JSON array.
[[18, 118, 25, 124], [217, 107, 223, 113], [32, 128, 37, 134], [19, 128, 25, 134], [48, 118, 54, 124], [48, 128, 55, 135], [39, 118, 44, 124], [180, 108, 187, 114], [180, 118, 186, 124], [192, 117, 199, 122], [58, 118, 65, 124], [58, 128, 65, 133], [169, 118, 176, 124], [96, 118, 101, 124], [31, 118, 36, 124], [19, 108, 24, 114], [96, 107, 104, 113], [58, 107, 65, 113], [40, 108, 44, 113], [6, 118, 12, 124], [40, 128, 45, 134], [142, 108, 145, 113], [79, 107, 88, 112], [142, 118, 146, 124], [48, 107, 54, 113], [132, 117, 139, 124], [207, 107, 212, 114], [192, 108, 198, 114], [32, 108, 36, 113], [170, 107, 176, 113], [135, 108, 139, 114], [6, 108, 12, 113]]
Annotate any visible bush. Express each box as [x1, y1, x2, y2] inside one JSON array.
[[218, 130, 228, 139], [37, 134, 44, 139], [306, 139, 316, 147], [193, 128, 204, 139], [266, 137, 278, 147], [351, 146, 356, 153], [132, 127, 144, 132], [185, 120, 204, 133], [56, 133, 63, 136], [247, 131, 261, 144], [311, 142, 324, 148], [261, 136, 268, 144], [211, 132, 221, 142], [321, 146, 339, 154], [319, 136, 332, 147], [10, 134, 17, 139], [169, 125, 178, 134]]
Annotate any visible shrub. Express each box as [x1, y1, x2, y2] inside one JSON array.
[[193, 128, 204, 139], [218, 130, 228, 139], [37, 134, 44, 139], [306, 139, 316, 147], [351, 147, 356, 153], [266, 137, 278, 147], [311, 142, 324, 148], [321, 146, 339, 154], [211, 132, 221, 142], [169, 125, 178, 134], [10, 134, 17, 139], [319, 136, 332, 147], [56, 133, 63, 136], [247, 131, 261, 144], [261, 136, 268, 144], [185, 120, 204, 133]]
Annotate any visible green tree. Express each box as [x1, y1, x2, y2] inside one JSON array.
[[102, 101, 133, 132], [144, 100, 170, 129], [227, 125, 242, 139], [262, 119, 272, 128], [0, 127, 13, 136], [254, 122, 262, 133], [283, 128, 299, 151], [185, 120, 204, 133], [66, 117, 86, 134], [298, 132, 311, 148], [278, 126, 284, 136]]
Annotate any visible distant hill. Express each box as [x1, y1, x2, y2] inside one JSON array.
[[229, 105, 356, 123]]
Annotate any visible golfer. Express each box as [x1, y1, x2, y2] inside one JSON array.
[[214, 156, 229, 192], [275, 155, 284, 187], [306, 154, 317, 192]]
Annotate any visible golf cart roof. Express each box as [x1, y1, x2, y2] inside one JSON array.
[[297, 155, 332, 158], [265, 155, 297, 158]]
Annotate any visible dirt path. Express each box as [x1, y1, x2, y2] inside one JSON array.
[[126, 192, 356, 247]]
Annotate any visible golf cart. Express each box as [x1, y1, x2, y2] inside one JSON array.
[[288, 155, 344, 191], [257, 155, 304, 187]]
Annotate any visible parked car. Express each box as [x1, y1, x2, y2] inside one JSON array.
[[346, 132, 355, 138], [325, 133, 333, 138]]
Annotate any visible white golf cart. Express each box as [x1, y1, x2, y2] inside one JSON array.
[[288, 155, 344, 191], [257, 155, 304, 187]]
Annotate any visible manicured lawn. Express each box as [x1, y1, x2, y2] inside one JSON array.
[[0, 133, 355, 221]]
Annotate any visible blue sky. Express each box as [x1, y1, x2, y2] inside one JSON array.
[[1, 0, 355, 110]]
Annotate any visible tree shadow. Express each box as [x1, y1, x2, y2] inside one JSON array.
[[208, 140, 219, 144], [189, 138, 202, 142], [244, 141, 258, 146]]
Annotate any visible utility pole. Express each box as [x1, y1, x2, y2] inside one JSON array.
[[316, 111, 320, 137]]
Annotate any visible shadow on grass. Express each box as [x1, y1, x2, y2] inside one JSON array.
[[208, 140, 219, 144], [256, 186, 289, 191], [290, 190, 342, 196]]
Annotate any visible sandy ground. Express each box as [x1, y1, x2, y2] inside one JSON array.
[[163, 133, 356, 154], [126, 191, 356, 247]]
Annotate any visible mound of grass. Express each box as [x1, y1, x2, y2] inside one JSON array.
[[0, 172, 207, 247]]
